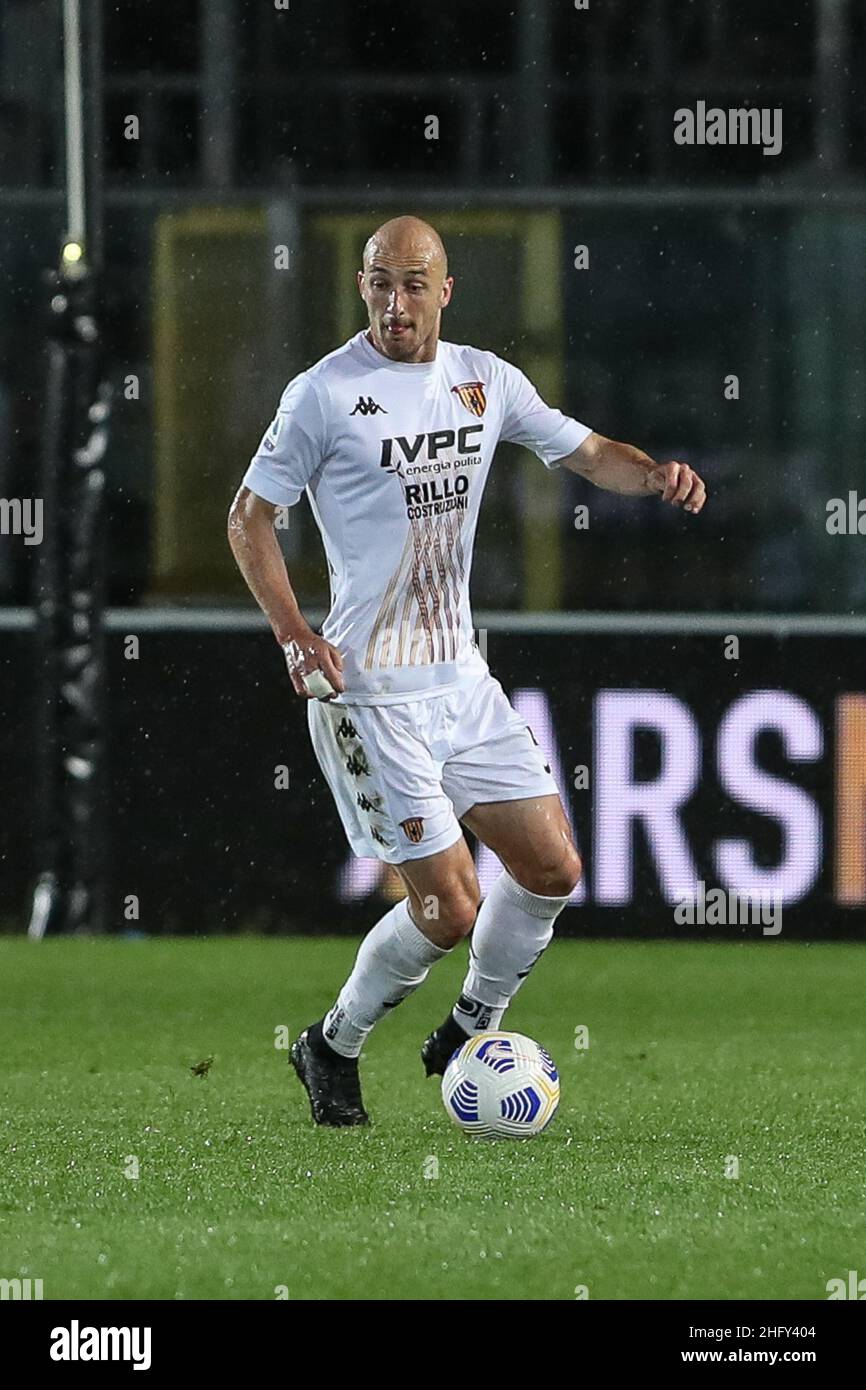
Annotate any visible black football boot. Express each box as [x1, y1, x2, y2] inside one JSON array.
[[290, 1024, 369, 1126], [421, 1011, 471, 1078]]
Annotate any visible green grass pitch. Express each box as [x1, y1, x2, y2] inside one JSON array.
[[1, 935, 862, 1301]]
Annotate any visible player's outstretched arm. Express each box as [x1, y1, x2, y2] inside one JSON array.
[[558, 431, 707, 514], [227, 486, 345, 700]]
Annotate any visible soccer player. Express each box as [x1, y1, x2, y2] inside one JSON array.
[[228, 216, 707, 1126]]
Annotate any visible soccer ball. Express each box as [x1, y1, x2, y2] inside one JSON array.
[[441, 1031, 560, 1140]]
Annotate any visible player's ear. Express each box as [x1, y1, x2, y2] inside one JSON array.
[[441, 276, 454, 308], [357, 270, 366, 299]]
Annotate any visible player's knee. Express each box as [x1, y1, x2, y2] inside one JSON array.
[[557, 848, 584, 897], [514, 847, 583, 899], [435, 888, 481, 946]]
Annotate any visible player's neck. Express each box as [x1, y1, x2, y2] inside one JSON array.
[[364, 329, 440, 365]]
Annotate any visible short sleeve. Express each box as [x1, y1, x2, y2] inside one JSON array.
[[498, 359, 592, 469], [242, 373, 326, 507]]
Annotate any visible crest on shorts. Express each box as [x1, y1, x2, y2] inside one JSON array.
[[400, 817, 425, 844], [451, 381, 487, 418]]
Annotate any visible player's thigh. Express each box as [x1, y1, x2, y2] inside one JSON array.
[[461, 794, 582, 898], [395, 836, 480, 949], [308, 697, 462, 864], [441, 671, 579, 894]]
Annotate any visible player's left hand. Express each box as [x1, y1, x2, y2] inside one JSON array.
[[646, 461, 707, 514]]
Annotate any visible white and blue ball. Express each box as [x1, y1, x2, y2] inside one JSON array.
[[441, 1030, 559, 1140]]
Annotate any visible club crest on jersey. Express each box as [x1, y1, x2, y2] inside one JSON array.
[[400, 817, 425, 844], [451, 381, 487, 418]]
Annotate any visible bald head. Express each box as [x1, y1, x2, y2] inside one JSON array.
[[363, 216, 448, 278], [358, 216, 453, 363]]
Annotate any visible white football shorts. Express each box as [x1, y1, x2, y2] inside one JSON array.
[[307, 665, 559, 863]]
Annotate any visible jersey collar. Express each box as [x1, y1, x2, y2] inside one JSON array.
[[356, 330, 442, 375]]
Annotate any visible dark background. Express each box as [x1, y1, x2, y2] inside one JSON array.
[[1, 1, 864, 933], [1, 0, 864, 612], [1, 623, 861, 936]]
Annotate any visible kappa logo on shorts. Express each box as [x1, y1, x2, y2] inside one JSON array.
[[400, 817, 425, 844], [345, 750, 370, 777]]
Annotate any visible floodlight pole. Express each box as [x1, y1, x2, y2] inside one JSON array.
[[63, 0, 87, 247]]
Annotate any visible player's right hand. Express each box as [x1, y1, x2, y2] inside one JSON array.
[[281, 631, 345, 701]]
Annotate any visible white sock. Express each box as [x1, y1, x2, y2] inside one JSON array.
[[452, 870, 571, 1034], [322, 898, 450, 1058]]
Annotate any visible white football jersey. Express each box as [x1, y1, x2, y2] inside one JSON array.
[[243, 330, 591, 704]]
